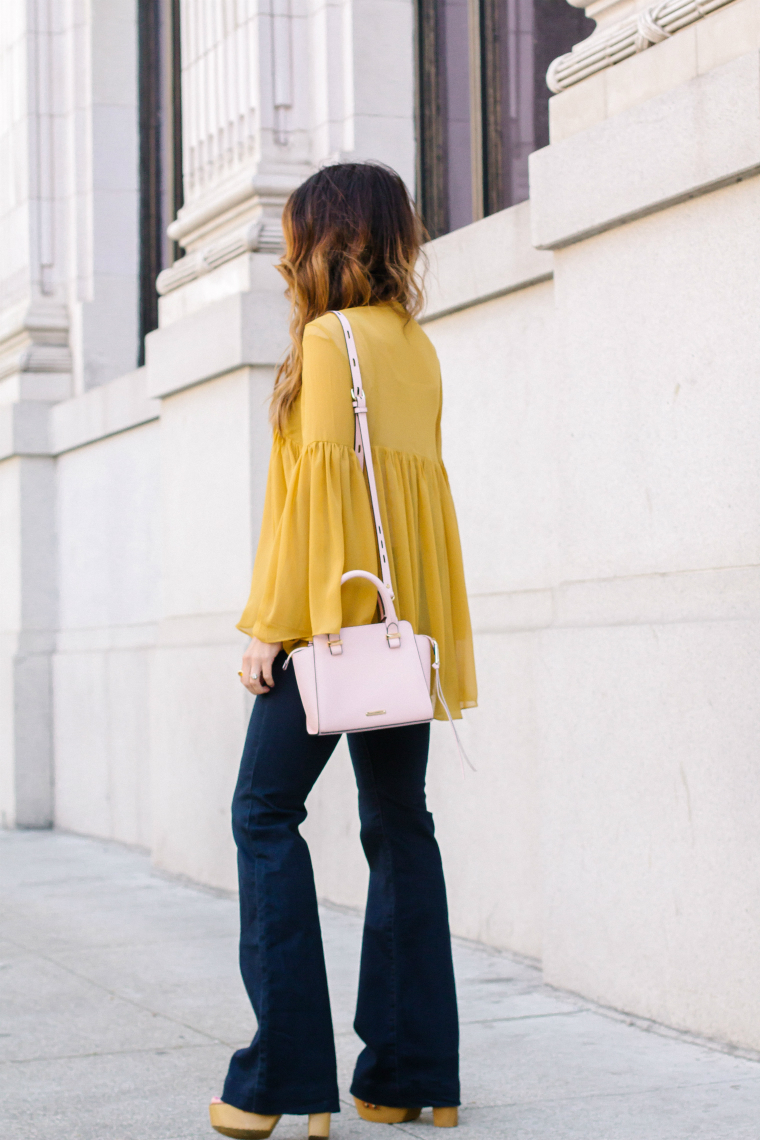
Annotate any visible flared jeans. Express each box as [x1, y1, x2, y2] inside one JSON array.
[[222, 652, 460, 1116]]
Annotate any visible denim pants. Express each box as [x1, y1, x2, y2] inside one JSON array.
[[222, 651, 460, 1116]]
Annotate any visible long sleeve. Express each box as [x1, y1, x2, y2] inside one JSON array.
[[236, 322, 380, 644]]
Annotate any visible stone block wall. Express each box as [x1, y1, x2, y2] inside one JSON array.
[[2, 0, 759, 1058]]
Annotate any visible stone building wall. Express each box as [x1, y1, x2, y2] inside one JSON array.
[[2, 0, 760, 1053]]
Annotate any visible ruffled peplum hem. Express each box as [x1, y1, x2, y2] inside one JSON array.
[[238, 436, 477, 719]]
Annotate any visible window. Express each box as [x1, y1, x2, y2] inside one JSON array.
[[137, 0, 183, 362], [415, 0, 593, 238]]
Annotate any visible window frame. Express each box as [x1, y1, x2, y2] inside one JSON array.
[[137, 0, 183, 363], [414, 0, 592, 238]]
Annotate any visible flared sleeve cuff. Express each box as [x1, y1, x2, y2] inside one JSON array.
[[237, 440, 379, 644]]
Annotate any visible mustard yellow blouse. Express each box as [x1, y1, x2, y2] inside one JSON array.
[[237, 303, 477, 719]]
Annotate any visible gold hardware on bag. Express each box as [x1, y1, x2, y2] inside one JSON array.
[[385, 621, 400, 646], [366, 710, 386, 716]]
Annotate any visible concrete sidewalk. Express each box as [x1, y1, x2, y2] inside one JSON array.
[[2, 831, 760, 1140]]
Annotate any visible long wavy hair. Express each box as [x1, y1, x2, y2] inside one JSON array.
[[270, 162, 426, 434]]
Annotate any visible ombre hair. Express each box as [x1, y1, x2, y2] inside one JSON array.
[[270, 162, 426, 434]]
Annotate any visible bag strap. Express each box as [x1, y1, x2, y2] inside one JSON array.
[[329, 310, 475, 775], [330, 310, 395, 599]]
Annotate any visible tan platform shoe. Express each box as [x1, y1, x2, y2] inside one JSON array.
[[209, 1099, 280, 1139], [354, 1097, 457, 1127], [209, 1100, 330, 1140]]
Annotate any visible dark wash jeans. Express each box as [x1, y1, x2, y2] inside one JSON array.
[[222, 652, 460, 1116]]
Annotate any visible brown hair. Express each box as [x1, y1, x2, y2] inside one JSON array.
[[270, 162, 426, 434]]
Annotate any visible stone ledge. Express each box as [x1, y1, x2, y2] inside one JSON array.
[[146, 289, 290, 400], [54, 614, 245, 654], [1, 630, 57, 656], [469, 566, 760, 633], [1, 370, 163, 461], [530, 51, 760, 249], [420, 201, 553, 322], [55, 622, 159, 654], [50, 368, 160, 456], [155, 612, 247, 648]]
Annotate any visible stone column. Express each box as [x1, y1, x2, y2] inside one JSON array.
[[157, 0, 309, 293], [0, 0, 65, 828], [146, 0, 307, 887], [145, 0, 416, 888], [0, 0, 141, 828], [157, 0, 416, 299]]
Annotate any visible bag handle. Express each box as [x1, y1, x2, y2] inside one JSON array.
[[341, 570, 400, 648], [330, 311, 395, 600]]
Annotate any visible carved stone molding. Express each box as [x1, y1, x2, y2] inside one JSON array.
[[547, 0, 736, 92], [166, 167, 302, 249], [156, 216, 285, 296], [0, 302, 71, 383]]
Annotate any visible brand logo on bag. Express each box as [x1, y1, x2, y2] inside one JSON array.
[[366, 710, 386, 716]]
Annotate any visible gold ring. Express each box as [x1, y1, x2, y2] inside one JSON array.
[[238, 671, 243, 677]]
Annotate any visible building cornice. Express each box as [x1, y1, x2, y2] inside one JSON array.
[[547, 0, 738, 92]]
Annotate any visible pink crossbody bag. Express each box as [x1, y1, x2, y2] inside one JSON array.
[[284, 311, 471, 768]]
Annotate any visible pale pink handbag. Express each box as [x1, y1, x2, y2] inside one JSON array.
[[284, 310, 468, 762]]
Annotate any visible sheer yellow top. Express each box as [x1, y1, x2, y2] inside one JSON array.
[[237, 303, 477, 719]]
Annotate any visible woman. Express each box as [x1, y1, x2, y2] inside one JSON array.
[[210, 163, 477, 1140]]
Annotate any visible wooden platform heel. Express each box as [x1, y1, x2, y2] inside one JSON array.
[[354, 1098, 458, 1127], [432, 1107, 458, 1127], [209, 1100, 330, 1140], [307, 1112, 330, 1139], [354, 1100, 421, 1124], [209, 1098, 281, 1139]]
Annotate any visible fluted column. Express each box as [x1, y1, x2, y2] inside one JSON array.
[[158, 0, 416, 299], [0, 0, 63, 829], [160, 0, 310, 293], [0, 0, 71, 395]]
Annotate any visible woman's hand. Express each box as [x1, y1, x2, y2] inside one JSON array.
[[240, 637, 283, 695]]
